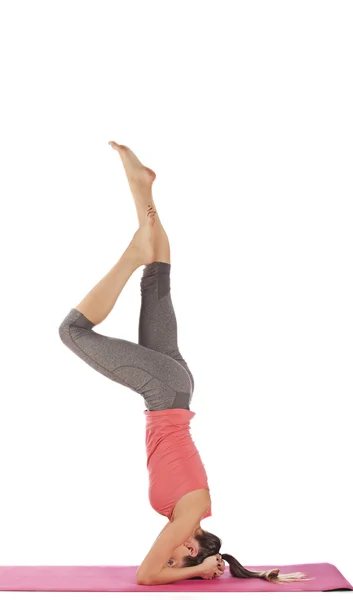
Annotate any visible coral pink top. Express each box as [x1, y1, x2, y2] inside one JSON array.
[[144, 408, 212, 520]]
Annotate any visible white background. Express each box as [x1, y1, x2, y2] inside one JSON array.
[[0, 0, 352, 598]]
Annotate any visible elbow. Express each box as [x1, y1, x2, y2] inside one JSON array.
[[136, 569, 159, 586], [135, 568, 148, 586], [136, 573, 151, 586]]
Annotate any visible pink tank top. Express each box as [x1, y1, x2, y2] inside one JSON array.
[[144, 408, 212, 520]]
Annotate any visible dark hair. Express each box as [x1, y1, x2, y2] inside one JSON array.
[[182, 529, 311, 584]]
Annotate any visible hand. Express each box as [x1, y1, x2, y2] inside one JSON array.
[[198, 554, 225, 580]]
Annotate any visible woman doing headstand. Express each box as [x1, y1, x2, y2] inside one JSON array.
[[58, 143, 309, 586]]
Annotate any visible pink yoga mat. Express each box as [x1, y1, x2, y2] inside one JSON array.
[[0, 562, 352, 592]]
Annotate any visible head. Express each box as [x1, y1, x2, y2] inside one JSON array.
[[165, 525, 203, 569], [171, 528, 311, 583]]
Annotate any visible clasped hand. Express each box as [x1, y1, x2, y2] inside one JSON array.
[[198, 554, 225, 580]]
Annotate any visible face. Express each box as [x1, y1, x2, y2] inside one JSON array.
[[166, 536, 200, 569]]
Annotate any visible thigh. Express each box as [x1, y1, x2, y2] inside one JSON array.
[[139, 261, 195, 394], [59, 308, 192, 410]]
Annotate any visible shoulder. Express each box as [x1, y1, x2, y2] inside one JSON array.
[[172, 488, 211, 521]]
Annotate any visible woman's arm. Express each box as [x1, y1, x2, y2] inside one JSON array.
[[136, 495, 209, 585], [137, 563, 202, 585], [140, 554, 225, 585]]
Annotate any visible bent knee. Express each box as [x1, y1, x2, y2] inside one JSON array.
[[58, 309, 94, 346], [58, 317, 70, 346]]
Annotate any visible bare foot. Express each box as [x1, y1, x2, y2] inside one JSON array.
[[109, 141, 170, 263], [128, 205, 156, 265], [108, 141, 156, 187]]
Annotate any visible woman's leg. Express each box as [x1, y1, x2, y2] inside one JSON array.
[[139, 262, 195, 395], [73, 244, 141, 326], [58, 223, 192, 410], [109, 142, 195, 395], [109, 142, 170, 263], [59, 306, 192, 410]]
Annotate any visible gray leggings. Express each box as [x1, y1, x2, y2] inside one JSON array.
[[58, 262, 194, 411]]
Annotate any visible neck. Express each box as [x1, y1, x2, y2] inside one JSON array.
[[193, 524, 202, 536], [169, 518, 202, 537]]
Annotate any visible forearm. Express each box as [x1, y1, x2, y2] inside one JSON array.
[[138, 565, 201, 585]]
